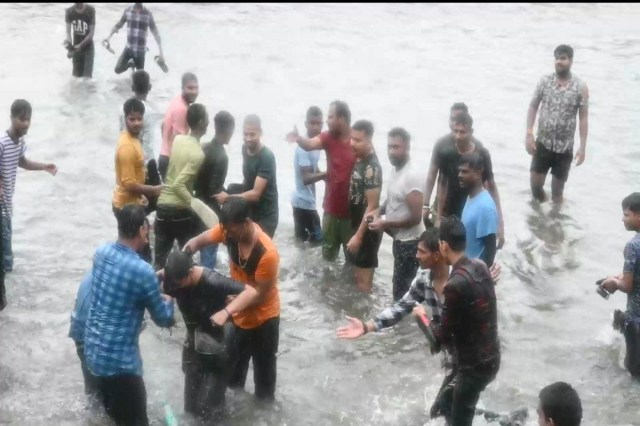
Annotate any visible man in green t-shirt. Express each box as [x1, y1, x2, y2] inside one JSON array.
[[154, 104, 207, 270], [213, 115, 279, 237]]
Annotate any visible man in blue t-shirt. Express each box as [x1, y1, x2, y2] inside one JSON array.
[[602, 192, 640, 378], [291, 106, 326, 243], [459, 151, 498, 267]]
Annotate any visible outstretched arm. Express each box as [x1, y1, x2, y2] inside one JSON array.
[[286, 126, 323, 151], [18, 156, 57, 175]]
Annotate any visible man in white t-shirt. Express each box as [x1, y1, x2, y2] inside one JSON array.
[[368, 127, 425, 300], [118, 70, 163, 212]]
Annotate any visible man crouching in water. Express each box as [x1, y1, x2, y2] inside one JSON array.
[[160, 249, 259, 420]]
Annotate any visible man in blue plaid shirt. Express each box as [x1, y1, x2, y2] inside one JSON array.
[[105, 3, 164, 74], [84, 204, 175, 425]]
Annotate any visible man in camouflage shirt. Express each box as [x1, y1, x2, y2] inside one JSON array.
[[526, 44, 589, 204]]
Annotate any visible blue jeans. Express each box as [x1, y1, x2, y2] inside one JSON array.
[[200, 244, 218, 270], [2, 214, 12, 272]]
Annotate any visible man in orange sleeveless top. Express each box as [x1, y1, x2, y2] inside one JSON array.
[[184, 197, 280, 401]]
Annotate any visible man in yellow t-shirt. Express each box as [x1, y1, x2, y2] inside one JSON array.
[[184, 197, 280, 401], [112, 98, 163, 262]]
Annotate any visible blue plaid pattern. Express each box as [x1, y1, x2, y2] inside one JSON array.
[[116, 5, 157, 53], [374, 268, 442, 330], [84, 242, 174, 377]]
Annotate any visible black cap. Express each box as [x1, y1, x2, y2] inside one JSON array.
[[164, 250, 194, 294]]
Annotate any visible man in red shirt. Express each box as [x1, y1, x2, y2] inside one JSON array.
[[287, 100, 355, 261]]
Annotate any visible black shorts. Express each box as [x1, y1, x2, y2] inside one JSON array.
[[345, 229, 382, 269], [530, 142, 573, 182]]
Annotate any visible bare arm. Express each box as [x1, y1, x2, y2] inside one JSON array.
[[301, 166, 326, 186], [66, 23, 72, 44], [224, 285, 259, 315], [18, 156, 56, 174], [295, 135, 323, 151], [353, 187, 381, 241], [150, 25, 164, 57], [371, 190, 423, 231], [424, 162, 439, 208], [234, 176, 268, 203], [525, 92, 542, 155], [107, 11, 127, 39], [575, 83, 589, 165], [486, 179, 505, 248]]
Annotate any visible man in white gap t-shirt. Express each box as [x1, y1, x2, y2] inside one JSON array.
[[368, 127, 425, 300], [0, 99, 57, 309]]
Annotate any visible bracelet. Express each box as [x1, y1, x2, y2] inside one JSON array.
[[224, 307, 232, 317], [361, 319, 368, 335]]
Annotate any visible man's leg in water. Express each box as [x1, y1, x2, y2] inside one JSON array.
[[623, 318, 640, 377], [133, 51, 146, 70], [114, 48, 136, 74], [252, 317, 280, 401], [430, 363, 457, 421], [100, 374, 149, 426], [1, 212, 13, 272], [75, 341, 101, 401], [0, 209, 5, 310], [549, 150, 572, 204], [227, 324, 252, 391], [322, 214, 341, 261], [530, 142, 553, 202], [71, 50, 84, 77], [391, 239, 420, 301], [450, 361, 499, 426], [82, 43, 95, 78], [182, 341, 203, 414]]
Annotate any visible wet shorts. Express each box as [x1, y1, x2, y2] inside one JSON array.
[[345, 229, 382, 269], [530, 142, 573, 182], [322, 214, 353, 261], [624, 317, 640, 377]]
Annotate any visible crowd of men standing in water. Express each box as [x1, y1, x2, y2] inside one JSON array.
[[5, 2, 640, 426]]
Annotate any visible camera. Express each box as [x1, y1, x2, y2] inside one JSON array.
[[595, 278, 610, 299]]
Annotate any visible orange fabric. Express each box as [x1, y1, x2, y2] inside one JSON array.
[[210, 224, 280, 329], [112, 131, 146, 209]]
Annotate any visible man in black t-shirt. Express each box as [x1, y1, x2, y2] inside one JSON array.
[[424, 105, 505, 248], [213, 115, 279, 237], [194, 111, 235, 269], [347, 120, 382, 293], [65, 3, 96, 78], [161, 250, 259, 420]]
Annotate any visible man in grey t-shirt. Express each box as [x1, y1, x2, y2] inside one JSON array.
[[368, 128, 425, 300]]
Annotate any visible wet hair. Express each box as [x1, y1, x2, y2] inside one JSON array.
[[330, 100, 351, 125], [244, 114, 262, 130], [418, 228, 440, 253], [459, 151, 484, 172], [181, 72, 198, 88], [306, 106, 322, 121], [186, 103, 207, 129], [132, 70, 151, 95], [388, 127, 411, 145], [554, 44, 574, 60], [123, 97, 145, 117], [214, 110, 235, 134], [539, 382, 582, 426], [439, 216, 466, 252], [220, 197, 251, 225], [451, 111, 473, 129], [10, 99, 32, 118], [450, 102, 468, 113], [622, 192, 640, 214], [164, 249, 195, 292], [352, 120, 374, 139], [116, 204, 148, 239]]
